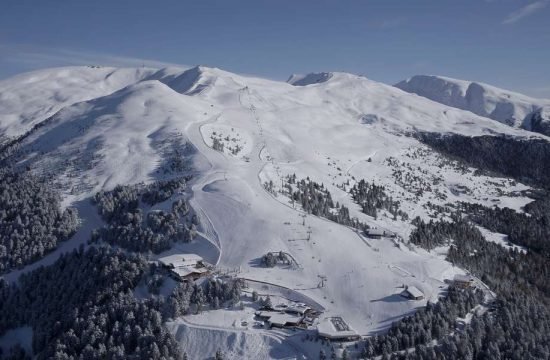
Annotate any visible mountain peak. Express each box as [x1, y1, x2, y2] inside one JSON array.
[[287, 72, 334, 86]]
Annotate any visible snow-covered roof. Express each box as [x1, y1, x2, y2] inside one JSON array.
[[256, 311, 302, 326], [158, 253, 209, 279], [171, 266, 209, 278], [286, 304, 311, 315], [158, 253, 203, 268], [266, 313, 303, 326], [317, 317, 359, 339], [366, 229, 385, 236], [403, 286, 423, 298]]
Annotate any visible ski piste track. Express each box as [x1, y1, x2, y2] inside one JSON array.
[[185, 85, 288, 270], [177, 85, 324, 333]]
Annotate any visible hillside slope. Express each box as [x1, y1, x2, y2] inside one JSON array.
[[395, 75, 550, 135], [0, 66, 164, 138], [1, 66, 548, 359]]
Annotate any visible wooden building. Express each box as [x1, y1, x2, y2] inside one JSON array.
[[453, 274, 474, 289], [401, 286, 424, 300]]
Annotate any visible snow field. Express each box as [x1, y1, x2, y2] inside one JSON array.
[[2, 65, 545, 358]]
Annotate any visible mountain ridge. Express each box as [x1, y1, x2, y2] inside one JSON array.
[[395, 74, 550, 136]]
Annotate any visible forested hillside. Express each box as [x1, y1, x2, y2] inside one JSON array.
[[0, 169, 78, 274], [383, 133, 550, 359]]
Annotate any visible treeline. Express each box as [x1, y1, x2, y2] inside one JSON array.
[[360, 287, 483, 358], [446, 224, 550, 298], [416, 132, 550, 188], [91, 180, 197, 253], [408, 216, 484, 251], [350, 180, 408, 220], [397, 215, 550, 358], [410, 216, 550, 297], [0, 246, 182, 359], [459, 196, 550, 256], [0, 169, 79, 274], [372, 290, 550, 360]]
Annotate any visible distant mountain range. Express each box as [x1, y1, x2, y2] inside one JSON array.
[[395, 74, 550, 136]]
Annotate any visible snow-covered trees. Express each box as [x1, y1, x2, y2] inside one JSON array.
[[166, 277, 243, 317], [350, 180, 408, 220], [215, 349, 225, 360], [459, 198, 550, 257], [360, 286, 483, 358], [212, 137, 225, 152], [409, 215, 483, 250], [261, 251, 292, 267], [0, 169, 79, 274], [0, 247, 182, 359], [285, 176, 366, 230], [376, 289, 550, 360], [405, 207, 550, 358], [141, 178, 187, 206], [417, 132, 550, 188], [400, 132, 550, 359], [91, 180, 196, 253]]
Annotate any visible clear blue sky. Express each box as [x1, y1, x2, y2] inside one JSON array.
[[1, 0, 549, 97]]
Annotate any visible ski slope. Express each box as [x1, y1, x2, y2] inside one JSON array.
[[1, 65, 546, 359]]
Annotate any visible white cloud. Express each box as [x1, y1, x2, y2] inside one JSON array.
[[0, 43, 189, 70], [502, 1, 549, 24]]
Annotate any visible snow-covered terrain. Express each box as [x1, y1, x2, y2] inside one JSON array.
[[395, 75, 550, 135], [0, 66, 167, 138], [1, 65, 546, 359]]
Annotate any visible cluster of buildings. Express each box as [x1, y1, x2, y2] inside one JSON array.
[[255, 303, 318, 329], [400, 274, 475, 302], [255, 301, 361, 343], [157, 253, 212, 282]]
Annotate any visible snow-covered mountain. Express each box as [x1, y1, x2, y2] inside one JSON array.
[[1, 65, 548, 359], [287, 72, 333, 86], [395, 75, 550, 135], [0, 66, 164, 138]]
